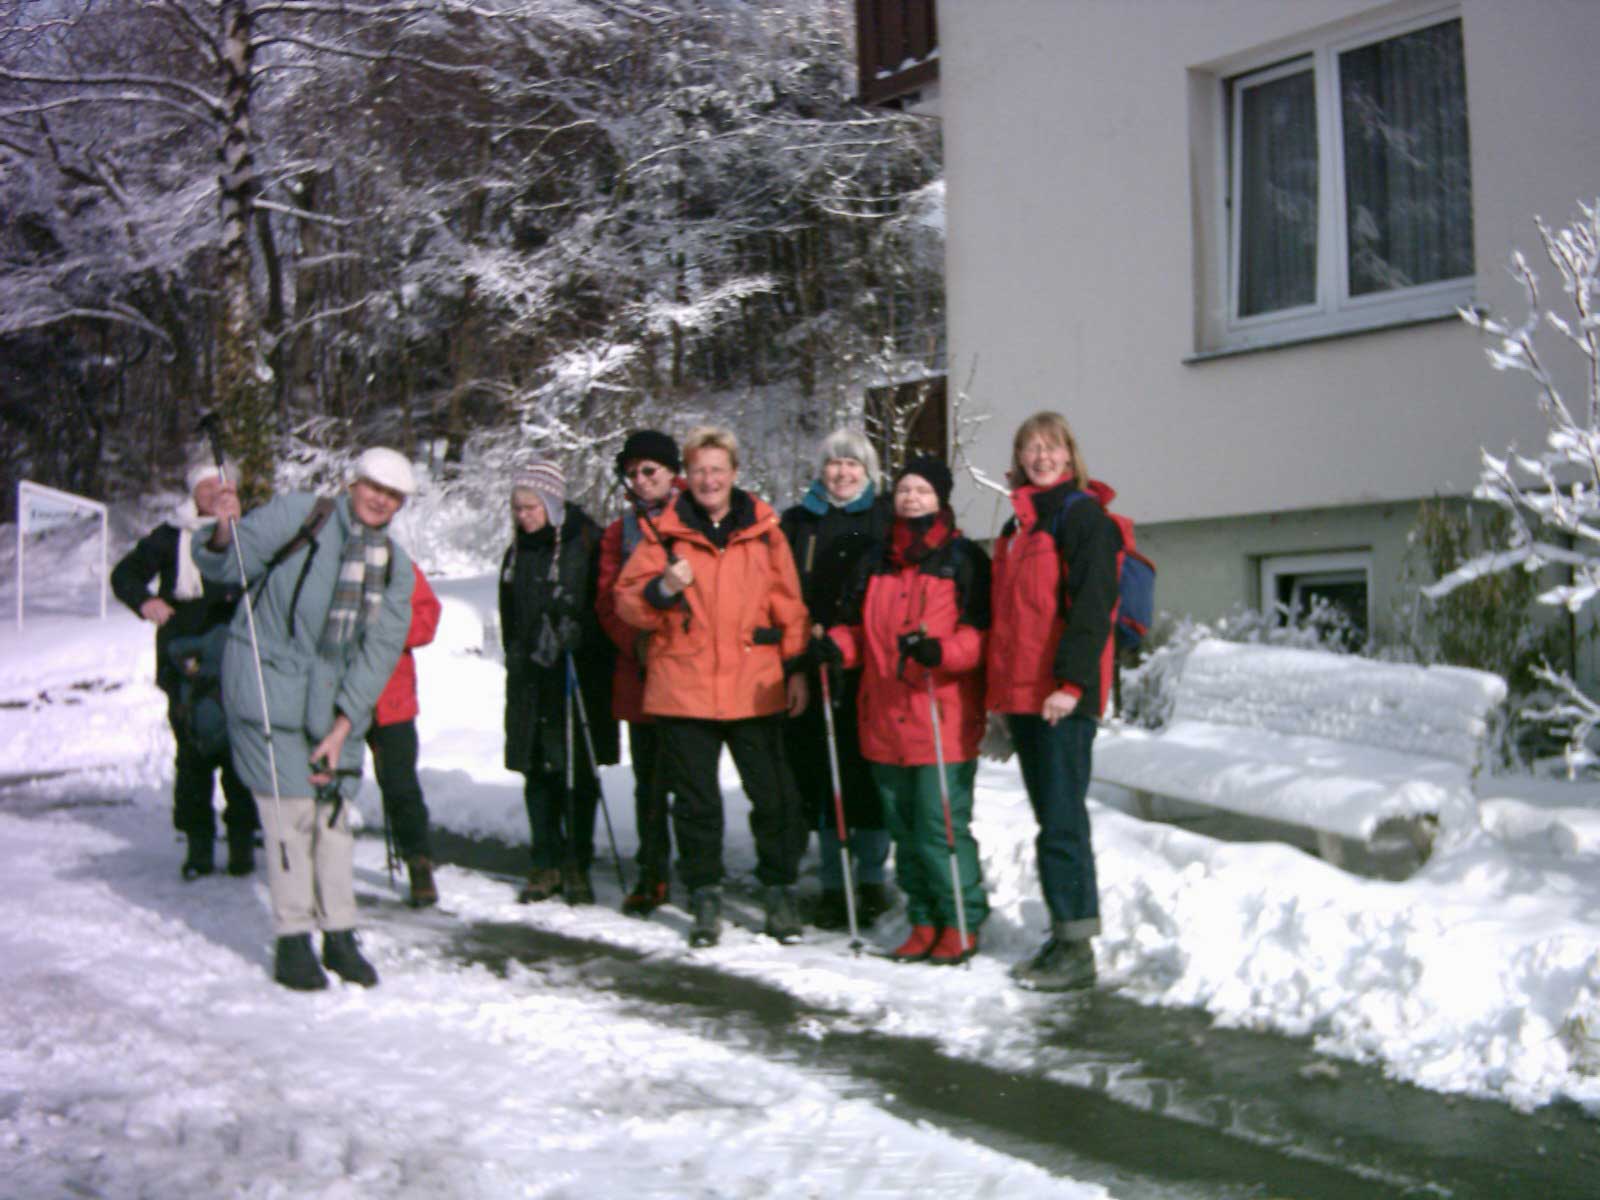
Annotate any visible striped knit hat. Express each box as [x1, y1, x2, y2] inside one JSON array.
[[512, 460, 566, 529]]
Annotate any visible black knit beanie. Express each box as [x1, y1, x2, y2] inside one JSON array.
[[615, 429, 681, 478], [896, 455, 954, 508]]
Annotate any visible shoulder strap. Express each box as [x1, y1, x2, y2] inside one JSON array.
[[251, 496, 338, 635]]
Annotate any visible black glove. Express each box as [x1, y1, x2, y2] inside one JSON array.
[[808, 633, 843, 668], [556, 614, 583, 651], [897, 630, 942, 668]]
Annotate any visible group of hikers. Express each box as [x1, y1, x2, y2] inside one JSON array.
[[114, 410, 1124, 998]]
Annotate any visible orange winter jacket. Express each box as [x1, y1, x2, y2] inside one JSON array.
[[615, 489, 808, 721]]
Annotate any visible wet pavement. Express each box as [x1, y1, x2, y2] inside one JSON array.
[[428, 830, 1600, 1200]]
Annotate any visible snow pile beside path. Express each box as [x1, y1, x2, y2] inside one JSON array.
[[0, 613, 168, 784]]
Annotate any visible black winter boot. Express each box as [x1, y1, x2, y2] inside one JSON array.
[[856, 882, 896, 925], [321, 930, 379, 987], [1011, 936, 1096, 993], [181, 832, 215, 881], [688, 886, 722, 948], [274, 933, 329, 991], [762, 885, 803, 945], [811, 889, 849, 930], [225, 828, 255, 877]]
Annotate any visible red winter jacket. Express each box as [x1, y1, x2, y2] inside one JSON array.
[[985, 479, 1121, 718], [828, 523, 991, 767], [374, 564, 441, 727]]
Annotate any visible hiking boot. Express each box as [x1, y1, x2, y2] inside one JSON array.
[[857, 882, 895, 925], [321, 929, 379, 988], [890, 923, 939, 963], [181, 832, 215, 881], [517, 867, 562, 903], [1011, 938, 1096, 992], [273, 933, 329, 991], [762, 884, 803, 945], [928, 926, 979, 966], [688, 886, 722, 948], [811, 889, 849, 930], [406, 856, 438, 908], [561, 861, 594, 906], [225, 829, 255, 877], [622, 873, 669, 917]]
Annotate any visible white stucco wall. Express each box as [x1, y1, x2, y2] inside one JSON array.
[[939, 0, 1600, 534]]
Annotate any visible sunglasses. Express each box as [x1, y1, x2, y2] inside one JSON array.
[[624, 465, 662, 481]]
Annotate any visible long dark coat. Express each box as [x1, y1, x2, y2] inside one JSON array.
[[499, 505, 618, 775], [111, 523, 243, 698]]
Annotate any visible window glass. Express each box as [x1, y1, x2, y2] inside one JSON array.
[[1238, 68, 1318, 316], [1339, 19, 1471, 297]]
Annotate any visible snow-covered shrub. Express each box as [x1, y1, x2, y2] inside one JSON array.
[[1117, 599, 1359, 729], [1427, 201, 1600, 773]]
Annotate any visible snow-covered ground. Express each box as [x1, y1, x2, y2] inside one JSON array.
[[6, 572, 1600, 1194]]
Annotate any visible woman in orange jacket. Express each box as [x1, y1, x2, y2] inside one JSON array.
[[615, 426, 810, 948]]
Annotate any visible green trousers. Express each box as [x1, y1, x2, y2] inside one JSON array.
[[869, 760, 988, 929]]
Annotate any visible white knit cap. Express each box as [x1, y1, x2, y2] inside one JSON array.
[[353, 447, 417, 495]]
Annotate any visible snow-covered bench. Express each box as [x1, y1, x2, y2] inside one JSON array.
[[1093, 639, 1507, 869]]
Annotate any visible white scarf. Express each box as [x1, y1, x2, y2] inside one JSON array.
[[170, 498, 209, 601]]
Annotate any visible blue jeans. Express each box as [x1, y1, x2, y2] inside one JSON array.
[[1007, 713, 1101, 938]]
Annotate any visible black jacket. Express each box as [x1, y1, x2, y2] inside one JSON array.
[[779, 491, 893, 632], [499, 506, 618, 774], [111, 523, 243, 697]]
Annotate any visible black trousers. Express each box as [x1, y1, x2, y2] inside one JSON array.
[[657, 714, 807, 891], [174, 736, 257, 841], [782, 669, 883, 831], [628, 721, 672, 877], [366, 720, 432, 860]]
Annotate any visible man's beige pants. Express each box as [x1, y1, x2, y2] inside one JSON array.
[[254, 793, 357, 936]]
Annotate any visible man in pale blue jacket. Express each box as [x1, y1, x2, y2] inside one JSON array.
[[196, 448, 415, 990]]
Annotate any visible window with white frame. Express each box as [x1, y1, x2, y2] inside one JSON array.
[[1259, 551, 1372, 640], [1223, 11, 1472, 349]]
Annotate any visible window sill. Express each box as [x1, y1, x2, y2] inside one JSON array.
[[1185, 308, 1475, 365]]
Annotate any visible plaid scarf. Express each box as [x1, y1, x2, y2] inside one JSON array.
[[319, 520, 390, 659]]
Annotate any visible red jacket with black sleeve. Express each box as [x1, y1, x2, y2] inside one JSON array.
[[827, 520, 991, 767], [985, 479, 1122, 718]]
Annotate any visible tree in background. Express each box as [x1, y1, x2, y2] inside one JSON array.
[[0, 0, 943, 520]]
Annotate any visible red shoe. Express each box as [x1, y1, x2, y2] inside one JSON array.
[[928, 926, 978, 965], [890, 924, 939, 963], [622, 877, 669, 917]]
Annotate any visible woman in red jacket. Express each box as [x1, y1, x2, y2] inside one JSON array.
[[366, 564, 443, 906], [987, 412, 1122, 992], [596, 429, 684, 915], [816, 457, 991, 965]]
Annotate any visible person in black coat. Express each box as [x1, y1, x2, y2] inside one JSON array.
[[111, 459, 259, 879], [780, 429, 894, 928], [499, 460, 618, 904]]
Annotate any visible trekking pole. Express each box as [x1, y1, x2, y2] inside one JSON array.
[[924, 671, 970, 966], [567, 652, 628, 892], [814, 626, 861, 955], [198, 413, 290, 874]]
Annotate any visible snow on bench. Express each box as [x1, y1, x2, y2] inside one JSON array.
[[1093, 639, 1507, 867]]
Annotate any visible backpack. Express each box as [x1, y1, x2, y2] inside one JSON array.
[[1056, 491, 1156, 655], [166, 626, 230, 758]]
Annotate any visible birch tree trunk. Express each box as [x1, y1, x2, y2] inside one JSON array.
[[217, 0, 272, 502]]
